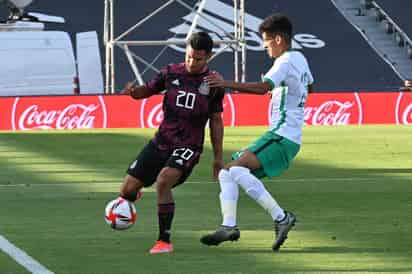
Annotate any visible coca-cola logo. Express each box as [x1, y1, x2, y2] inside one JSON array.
[[303, 93, 362, 125], [395, 93, 412, 125], [140, 96, 164, 128], [12, 96, 107, 130], [224, 94, 236, 126], [140, 94, 235, 128]]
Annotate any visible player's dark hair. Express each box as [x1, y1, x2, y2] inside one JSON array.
[[259, 13, 293, 45], [187, 32, 213, 54]]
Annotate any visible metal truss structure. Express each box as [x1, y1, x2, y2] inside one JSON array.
[[104, 0, 246, 94]]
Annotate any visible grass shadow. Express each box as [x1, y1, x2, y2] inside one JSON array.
[[0, 126, 412, 273]]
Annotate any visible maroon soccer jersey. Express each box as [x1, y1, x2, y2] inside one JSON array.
[[145, 63, 224, 152]]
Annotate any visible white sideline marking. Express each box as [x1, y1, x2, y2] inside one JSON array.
[[0, 235, 54, 274], [0, 177, 389, 188]]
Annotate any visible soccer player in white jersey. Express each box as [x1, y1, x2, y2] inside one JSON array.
[[200, 13, 314, 251]]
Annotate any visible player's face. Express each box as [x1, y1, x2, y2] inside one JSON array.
[[185, 45, 210, 74], [262, 32, 284, 59]]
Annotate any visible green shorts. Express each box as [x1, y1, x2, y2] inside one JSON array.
[[232, 131, 300, 179]]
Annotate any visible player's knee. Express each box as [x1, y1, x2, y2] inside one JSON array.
[[229, 167, 265, 200], [156, 179, 171, 192], [218, 169, 231, 182], [228, 166, 250, 183], [119, 176, 142, 202]]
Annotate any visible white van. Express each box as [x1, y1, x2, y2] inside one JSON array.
[[0, 12, 103, 96]]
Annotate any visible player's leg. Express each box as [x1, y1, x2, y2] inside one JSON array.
[[228, 132, 299, 251], [228, 152, 286, 222], [218, 169, 239, 227], [119, 175, 144, 202], [228, 160, 296, 251], [150, 146, 200, 254], [200, 169, 240, 246], [149, 166, 182, 254], [200, 138, 272, 247], [120, 141, 167, 202]]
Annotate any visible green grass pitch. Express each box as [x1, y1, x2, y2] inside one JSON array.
[[0, 126, 412, 274]]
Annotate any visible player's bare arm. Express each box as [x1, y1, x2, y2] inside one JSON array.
[[209, 112, 224, 179], [204, 74, 271, 94], [123, 82, 153, 99]]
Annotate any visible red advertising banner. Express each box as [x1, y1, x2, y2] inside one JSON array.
[[10, 96, 108, 130], [305, 93, 363, 125], [395, 92, 412, 125], [0, 92, 411, 131]]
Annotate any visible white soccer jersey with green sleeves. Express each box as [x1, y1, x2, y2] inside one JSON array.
[[263, 50, 313, 145]]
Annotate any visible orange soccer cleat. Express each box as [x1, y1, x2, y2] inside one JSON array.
[[149, 240, 174, 254]]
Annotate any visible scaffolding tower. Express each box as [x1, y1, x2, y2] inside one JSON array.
[[104, 0, 246, 94]]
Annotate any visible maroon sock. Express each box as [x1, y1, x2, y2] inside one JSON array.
[[158, 203, 175, 243]]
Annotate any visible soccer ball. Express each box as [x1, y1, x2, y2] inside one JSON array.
[[104, 197, 136, 230]]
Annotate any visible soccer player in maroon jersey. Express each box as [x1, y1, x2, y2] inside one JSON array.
[[120, 32, 225, 254]]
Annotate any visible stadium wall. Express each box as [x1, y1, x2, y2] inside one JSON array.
[[10, 0, 404, 92], [0, 92, 411, 131]]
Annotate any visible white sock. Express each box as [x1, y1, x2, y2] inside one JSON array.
[[229, 166, 285, 221], [218, 169, 238, 227]]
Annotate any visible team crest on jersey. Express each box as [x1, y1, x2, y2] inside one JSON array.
[[199, 81, 210, 95], [172, 79, 180, 86]]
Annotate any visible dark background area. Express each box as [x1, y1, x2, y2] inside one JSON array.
[[1, 0, 410, 92], [374, 0, 412, 38]]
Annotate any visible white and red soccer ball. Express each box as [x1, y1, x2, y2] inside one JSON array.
[[104, 197, 136, 230]]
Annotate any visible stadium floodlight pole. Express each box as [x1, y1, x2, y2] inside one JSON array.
[[208, 43, 232, 62], [116, 40, 239, 46], [103, 0, 108, 46], [240, 0, 246, 82], [233, 0, 239, 82], [186, 0, 207, 41], [103, 0, 115, 94], [104, 0, 109, 93], [122, 45, 144, 86], [110, 0, 115, 94], [175, 0, 236, 40], [104, 0, 246, 94], [114, 0, 176, 43], [116, 43, 160, 74]]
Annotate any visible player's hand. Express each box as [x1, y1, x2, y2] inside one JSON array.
[[123, 82, 136, 96], [401, 80, 412, 92], [212, 159, 224, 180], [204, 73, 224, 88], [399, 86, 412, 92]]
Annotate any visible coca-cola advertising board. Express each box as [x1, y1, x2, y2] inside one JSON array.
[[395, 92, 412, 125], [0, 92, 410, 131], [11, 96, 107, 130], [304, 93, 363, 125]]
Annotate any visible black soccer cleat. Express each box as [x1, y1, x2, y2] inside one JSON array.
[[200, 226, 240, 246], [272, 211, 297, 251]]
